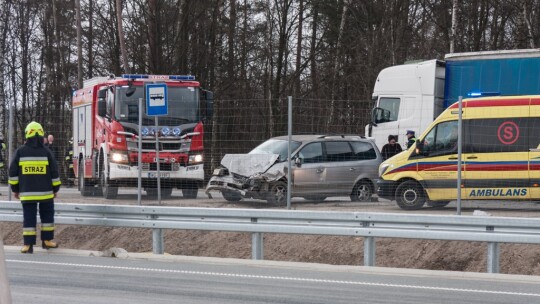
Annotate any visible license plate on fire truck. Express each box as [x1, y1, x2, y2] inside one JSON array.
[[148, 172, 170, 178]]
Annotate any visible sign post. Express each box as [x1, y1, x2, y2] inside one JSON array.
[[145, 84, 168, 206]]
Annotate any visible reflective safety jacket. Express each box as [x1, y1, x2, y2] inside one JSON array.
[[8, 137, 61, 201]]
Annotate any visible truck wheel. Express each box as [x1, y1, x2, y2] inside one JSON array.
[[182, 185, 198, 199], [395, 180, 426, 210], [100, 162, 118, 199], [222, 190, 242, 202], [350, 180, 373, 202], [267, 181, 287, 206], [78, 162, 93, 197]]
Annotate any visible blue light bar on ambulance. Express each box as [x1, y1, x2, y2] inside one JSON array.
[[467, 92, 500, 98], [122, 74, 195, 81]]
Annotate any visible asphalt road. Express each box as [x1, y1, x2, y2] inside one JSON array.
[[3, 250, 540, 304], [3, 185, 540, 218]]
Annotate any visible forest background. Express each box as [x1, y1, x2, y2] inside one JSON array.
[[0, 0, 539, 171]]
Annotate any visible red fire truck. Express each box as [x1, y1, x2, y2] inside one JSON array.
[[72, 74, 213, 199]]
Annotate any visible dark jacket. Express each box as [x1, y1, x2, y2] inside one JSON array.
[[8, 136, 61, 201], [381, 143, 403, 160], [407, 137, 416, 149]]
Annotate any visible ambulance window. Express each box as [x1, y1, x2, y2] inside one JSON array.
[[465, 118, 528, 153], [421, 120, 459, 156], [376, 98, 400, 123]]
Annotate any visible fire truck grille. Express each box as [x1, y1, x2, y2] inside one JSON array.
[[142, 142, 183, 150], [150, 163, 173, 171]]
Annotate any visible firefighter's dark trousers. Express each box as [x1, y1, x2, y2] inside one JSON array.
[[22, 200, 55, 245]]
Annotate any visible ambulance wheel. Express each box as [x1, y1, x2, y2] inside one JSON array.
[[100, 162, 118, 199], [222, 190, 242, 202], [350, 180, 373, 202], [395, 180, 426, 210], [78, 162, 93, 197], [267, 181, 287, 206], [427, 200, 450, 208]]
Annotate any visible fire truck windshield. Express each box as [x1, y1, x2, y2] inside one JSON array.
[[115, 86, 199, 125]]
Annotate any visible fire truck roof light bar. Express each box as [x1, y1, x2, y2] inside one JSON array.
[[122, 74, 195, 81]]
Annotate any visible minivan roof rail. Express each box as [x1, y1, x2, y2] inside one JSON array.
[[317, 134, 365, 139]]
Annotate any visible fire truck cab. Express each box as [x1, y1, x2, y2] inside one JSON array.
[[72, 74, 213, 199]]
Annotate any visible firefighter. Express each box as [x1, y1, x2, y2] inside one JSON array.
[[65, 137, 75, 186], [8, 121, 61, 254]]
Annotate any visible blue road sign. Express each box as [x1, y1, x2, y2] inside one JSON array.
[[146, 84, 168, 116]]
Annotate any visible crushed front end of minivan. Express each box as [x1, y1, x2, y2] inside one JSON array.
[[205, 153, 287, 204]]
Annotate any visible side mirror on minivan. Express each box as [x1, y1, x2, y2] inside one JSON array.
[[294, 157, 302, 167], [415, 139, 424, 156]]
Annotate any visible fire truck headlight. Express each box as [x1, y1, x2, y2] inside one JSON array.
[[188, 154, 203, 165], [172, 127, 181, 136], [141, 127, 149, 136], [161, 127, 171, 136], [111, 151, 129, 164]]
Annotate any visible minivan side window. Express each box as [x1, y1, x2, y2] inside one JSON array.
[[350, 141, 377, 160], [325, 141, 353, 162], [298, 142, 324, 164], [421, 120, 459, 157]]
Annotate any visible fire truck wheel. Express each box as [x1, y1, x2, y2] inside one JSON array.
[[100, 163, 118, 199], [182, 186, 198, 199], [78, 162, 93, 197]]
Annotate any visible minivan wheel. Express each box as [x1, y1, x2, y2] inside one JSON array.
[[267, 181, 287, 206], [395, 180, 426, 210], [350, 181, 373, 202]]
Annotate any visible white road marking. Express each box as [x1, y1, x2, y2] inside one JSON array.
[[7, 259, 540, 297]]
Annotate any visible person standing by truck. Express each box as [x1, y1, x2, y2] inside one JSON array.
[[8, 122, 61, 254], [406, 130, 416, 149], [381, 135, 402, 160]]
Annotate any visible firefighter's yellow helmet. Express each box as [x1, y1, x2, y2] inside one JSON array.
[[25, 121, 44, 139]]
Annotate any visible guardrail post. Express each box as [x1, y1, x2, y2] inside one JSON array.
[[251, 218, 263, 260], [487, 242, 500, 273], [0, 238, 12, 303], [152, 228, 164, 254], [364, 236, 375, 266]]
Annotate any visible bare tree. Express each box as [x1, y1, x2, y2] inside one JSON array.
[[116, 0, 130, 73]]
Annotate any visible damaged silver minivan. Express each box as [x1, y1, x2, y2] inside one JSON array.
[[206, 135, 382, 205]]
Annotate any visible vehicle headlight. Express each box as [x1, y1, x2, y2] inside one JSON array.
[[379, 163, 392, 178], [188, 154, 203, 164], [172, 127, 181, 136], [161, 127, 170, 136], [111, 151, 129, 164]]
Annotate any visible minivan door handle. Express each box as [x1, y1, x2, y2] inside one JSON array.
[[467, 156, 478, 159], [448, 156, 458, 160], [349, 168, 356, 171], [316, 168, 324, 174]]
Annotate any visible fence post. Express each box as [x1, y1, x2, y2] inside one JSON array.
[[364, 236, 376, 266], [487, 242, 500, 273], [152, 228, 164, 254], [0, 238, 12, 304], [251, 218, 263, 260]]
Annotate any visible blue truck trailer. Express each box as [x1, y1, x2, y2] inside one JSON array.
[[366, 49, 540, 149]]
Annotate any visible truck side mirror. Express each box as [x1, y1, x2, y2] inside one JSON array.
[[125, 81, 136, 97], [201, 90, 214, 119], [97, 90, 107, 117]]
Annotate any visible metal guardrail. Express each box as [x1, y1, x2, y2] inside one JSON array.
[[1, 202, 540, 273]]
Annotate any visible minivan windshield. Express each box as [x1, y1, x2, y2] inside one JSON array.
[[249, 139, 301, 161]]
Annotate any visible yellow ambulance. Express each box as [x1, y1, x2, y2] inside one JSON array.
[[377, 95, 540, 210]]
